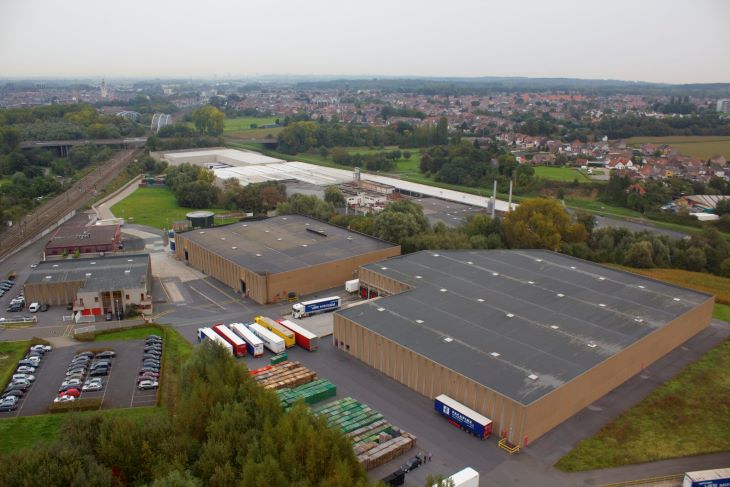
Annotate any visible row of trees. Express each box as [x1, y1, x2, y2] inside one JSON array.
[[0, 342, 377, 487]]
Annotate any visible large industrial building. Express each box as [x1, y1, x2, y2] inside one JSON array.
[[44, 224, 121, 257], [24, 254, 152, 318], [174, 215, 400, 304], [334, 250, 713, 447]]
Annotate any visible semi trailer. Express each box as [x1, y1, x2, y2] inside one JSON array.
[[683, 468, 730, 487], [212, 324, 247, 357], [434, 394, 492, 439], [434, 468, 479, 487], [197, 327, 234, 356], [291, 296, 341, 319], [255, 316, 295, 348], [277, 319, 319, 351], [230, 323, 264, 357], [248, 323, 286, 354]]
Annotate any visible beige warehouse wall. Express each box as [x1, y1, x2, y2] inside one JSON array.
[[334, 314, 528, 445], [24, 281, 82, 306], [522, 295, 714, 446]]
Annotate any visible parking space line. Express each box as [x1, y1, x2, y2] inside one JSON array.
[[188, 285, 226, 310], [202, 278, 237, 301]]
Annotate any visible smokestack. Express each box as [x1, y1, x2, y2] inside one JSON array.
[[491, 180, 497, 219], [508, 180, 513, 211]]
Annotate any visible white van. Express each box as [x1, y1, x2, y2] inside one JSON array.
[[28, 302, 40, 313]]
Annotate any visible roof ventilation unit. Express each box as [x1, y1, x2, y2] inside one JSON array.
[[306, 228, 327, 237]]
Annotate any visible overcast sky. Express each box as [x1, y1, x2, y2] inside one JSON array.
[[1, 0, 728, 83]]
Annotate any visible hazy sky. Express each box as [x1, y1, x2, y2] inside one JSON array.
[[1, 0, 728, 83]]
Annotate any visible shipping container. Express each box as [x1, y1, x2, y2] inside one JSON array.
[[434, 394, 492, 439], [212, 324, 247, 357], [248, 323, 286, 354], [230, 323, 264, 357], [197, 327, 234, 356], [292, 296, 341, 318], [255, 316, 295, 348], [345, 279, 360, 293], [277, 318, 319, 351], [683, 468, 730, 487], [434, 468, 479, 487]]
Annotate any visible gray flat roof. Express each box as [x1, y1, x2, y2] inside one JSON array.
[[26, 254, 150, 292], [338, 250, 711, 405], [179, 215, 397, 274]]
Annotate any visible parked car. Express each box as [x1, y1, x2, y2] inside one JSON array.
[[66, 302, 73, 310], [139, 367, 159, 374], [146, 335, 162, 341], [30, 345, 51, 353], [60, 379, 83, 388], [137, 371, 159, 379], [1, 390, 24, 399], [28, 302, 40, 313], [16, 366, 36, 374], [59, 388, 80, 398], [95, 351, 115, 359], [11, 374, 34, 382], [75, 351, 94, 358], [138, 380, 159, 390], [82, 382, 103, 392], [88, 368, 108, 377], [53, 395, 75, 404], [4, 383, 29, 392], [400, 456, 422, 473], [40, 304, 49, 312], [0, 401, 18, 412], [18, 359, 40, 367]]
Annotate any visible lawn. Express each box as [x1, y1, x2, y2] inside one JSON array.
[[0, 407, 164, 454], [223, 117, 282, 139], [713, 303, 730, 321], [533, 166, 590, 183], [110, 187, 231, 229], [555, 336, 730, 471], [0, 341, 29, 391], [564, 197, 644, 219], [611, 266, 730, 305], [626, 136, 730, 160]]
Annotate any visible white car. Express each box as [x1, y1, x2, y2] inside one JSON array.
[[53, 395, 75, 403], [30, 345, 52, 353], [11, 374, 34, 382], [16, 366, 36, 374], [60, 379, 83, 389], [82, 382, 102, 392], [137, 380, 159, 390], [28, 303, 40, 313]]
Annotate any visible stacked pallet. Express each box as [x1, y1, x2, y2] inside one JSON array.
[[270, 352, 288, 365], [251, 361, 316, 390], [357, 432, 417, 470], [276, 379, 337, 408], [315, 398, 416, 470]]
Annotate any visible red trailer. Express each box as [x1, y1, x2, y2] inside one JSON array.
[[277, 319, 319, 351], [212, 324, 247, 357]]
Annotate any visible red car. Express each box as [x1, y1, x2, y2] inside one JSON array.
[[59, 388, 81, 398]]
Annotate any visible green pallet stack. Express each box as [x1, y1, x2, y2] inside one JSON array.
[[315, 398, 384, 434], [276, 379, 336, 408], [270, 352, 288, 365]]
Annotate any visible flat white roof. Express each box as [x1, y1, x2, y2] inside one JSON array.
[[158, 148, 514, 211]]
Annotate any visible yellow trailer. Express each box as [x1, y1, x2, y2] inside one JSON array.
[[255, 316, 295, 348]]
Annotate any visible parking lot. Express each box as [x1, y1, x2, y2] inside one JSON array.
[[0, 339, 158, 418]]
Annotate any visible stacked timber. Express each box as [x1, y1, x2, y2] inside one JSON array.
[[357, 432, 417, 470], [276, 379, 337, 408], [251, 361, 316, 390]]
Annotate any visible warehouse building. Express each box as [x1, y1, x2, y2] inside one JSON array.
[[334, 250, 713, 447], [24, 254, 152, 317], [44, 224, 121, 257], [174, 215, 400, 304]]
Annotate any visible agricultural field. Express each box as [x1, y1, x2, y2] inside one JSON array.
[[626, 136, 730, 160], [223, 116, 283, 139], [533, 165, 590, 183], [110, 187, 232, 229], [0, 341, 29, 393], [555, 336, 730, 471], [612, 266, 730, 305]]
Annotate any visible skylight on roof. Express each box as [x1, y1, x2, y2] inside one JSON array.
[[550, 325, 559, 329], [570, 266, 576, 270], [443, 337, 453, 343], [440, 288, 447, 292], [199, 231, 205, 234], [415, 319, 424, 323], [599, 303, 606, 307], [381, 267, 388, 270], [587, 342, 597, 348], [638, 285, 645, 289], [90, 262, 96, 265], [255, 253, 262, 257], [466, 261, 473, 265], [415, 275, 422, 279], [302, 244, 308, 247], [535, 258, 542, 262], [506, 313, 514, 318], [231, 246, 237, 250], [432, 253, 440, 257], [490, 352, 500, 357], [527, 280, 535, 285], [127, 259, 133, 262], [492, 272, 499, 276], [599, 277, 606, 280], [52, 264, 59, 268], [634, 317, 643, 323], [528, 374, 539, 381], [557, 293, 565, 298], [85, 273, 92, 277], [673, 298, 681, 302], [377, 307, 385, 312], [477, 298, 485, 302]]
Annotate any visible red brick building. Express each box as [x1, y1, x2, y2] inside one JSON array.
[[45, 224, 121, 257]]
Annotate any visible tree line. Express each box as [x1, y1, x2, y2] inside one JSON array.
[[0, 342, 377, 487]]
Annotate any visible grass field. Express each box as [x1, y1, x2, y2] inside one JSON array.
[[627, 136, 730, 160], [0, 407, 163, 455], [555, 335, 730, 471], [0, 341, 29, 393], [612, 266, 730, 305], [110, 187, 231, 229], [534, 166, 590, 183], [713, 303, 730, 321], [223, 116, 282, 139], [564, 198, 644, 218]]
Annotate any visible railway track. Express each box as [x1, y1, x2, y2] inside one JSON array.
[[0, 148, 142, 263]]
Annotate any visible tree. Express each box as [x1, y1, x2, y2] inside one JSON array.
[[574, 210, 597, 235], [191, 106, 225, 136], [435, 116, 448, 145], [324, 186, 346, 208], [276, 194, 335, 220], [624, 241, 655, 268], [502, 198, 587, 250], [715, 199, 730, 216]]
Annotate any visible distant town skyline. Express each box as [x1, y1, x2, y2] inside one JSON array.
[[1, 0, 728, 84]]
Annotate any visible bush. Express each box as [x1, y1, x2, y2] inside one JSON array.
[[48, 398, 102, 414]]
